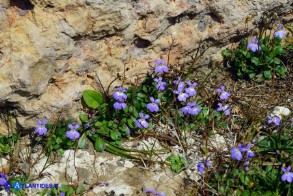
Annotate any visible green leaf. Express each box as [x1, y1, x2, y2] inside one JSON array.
[[242, 190, 250, 196], [56, 138, 62, 144], [219, 186, 225, 194], [263, 71, 272, 79], [76, 185, 85, 194], [78, 134, 87, 149], [251, 57, 260, 66], [67, 187, 74, 195], [79, 114, 89, 123], [273, 45, 284, 55], [110, 130, 121, 141], [248, 73, 256, 79], [94, 137, 106, 152], [240, 172, 250, 186], [221, 50, 230, 57], [57, 149, 64, 156], [273, 58, 281, 65], [232, 168, 239, 177], [276, 65, 287, 78], [60, 184, 68, 192], [266, 165, 272, 172], [166, 154, 178, 162], [127, 118, 135, 129], [82, 90, 104, 109]]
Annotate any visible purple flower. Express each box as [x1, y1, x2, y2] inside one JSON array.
[[154, 59, 168, 74], [185, 81, 197, 96], [237, 143, 255, 159], [147, 97, 160, 112], [197, 162, 205, 174], [60, 193, 65, 196], [35, 119, 48, 136], [173, 89, 189, 102], [177, 82, 185, 91], [246, 149, 255, 159], [174, 77, 181, 85], [143, 188, 166, 196], [0, 174, 8, 186], [113, 87, 127, 102], [113, 102, 127, 110], [189, 105, 201, 115], [181, 105, 191, 115], [125, 126, 130, 134], [217, 103, 231, 115], [66, 124, 80, 140], [267, 114, 281, 126], [154, 77, 167, 91], [238, 142, 252, 152], [274, 30, 287, 39], [277, 24, 283, 29], [197, 161, 211, 174], [247, 38, 259, 52], [135, 113, 150, 129], [274, 25, 287, 39], [281, 166, 293, 183], [205, 161, 212, 167], [216, 86, 231, 100], [230, 147, 242, 161]]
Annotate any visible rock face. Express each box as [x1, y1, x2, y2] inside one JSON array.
[[0, 0, 292, 134]]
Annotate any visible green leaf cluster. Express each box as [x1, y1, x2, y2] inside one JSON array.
[[222, 30, 291, 80], [166, 154, 187, 173]]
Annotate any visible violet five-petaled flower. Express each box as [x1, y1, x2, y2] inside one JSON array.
[[135, 113, 150, 129], [281, 166, 293, 183], [247, 38, 260, 52], [147, 97, 160, 112], [216, 85, 231, 100], [217, 103, 231, 116], [113, 102, 127, 110], [197, 161, 211, 174], [154, 77, 167, 91], [246, 149, 255, 159], [230, 147, 243, 161], [0, 173, 8, 186], [274, 24, 287, 39], [238, 142, 255, 159], [66, 124, 80, 140], [189, 105, 201, 115], [185, 81, 197, 96], [205, 161, 212, 167], [181, 102, 201, 115], [173, 88, 189, 102], [113, 86, 127, 102], [197, 162, 205, 174], [154, 59, 168, 74], [267, 114, 281, 126], [177, 82, 185, 90], [143, 188, 166, 196], [35, 119, 48, 136], [181, 105, 191, 115]]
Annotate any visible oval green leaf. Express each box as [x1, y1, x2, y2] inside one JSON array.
[[95, 137, 106, 152], [82, 90, 104, 109]]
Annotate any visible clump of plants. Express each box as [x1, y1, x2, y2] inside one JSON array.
[[0, 20, 292, 196], [222, 24, 292, 81]]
